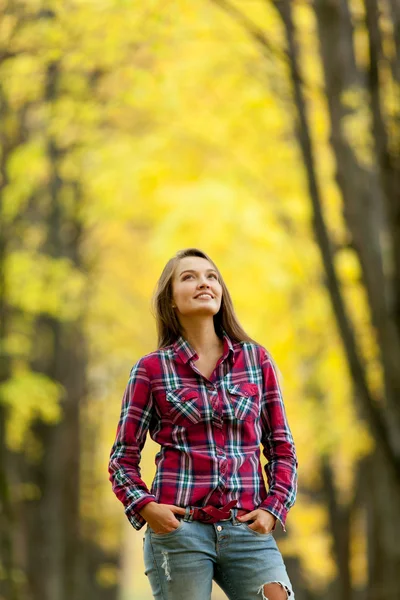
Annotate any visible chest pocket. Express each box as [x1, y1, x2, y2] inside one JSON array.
[[165, 388, 203, 427], [226, 382, 260, 421]]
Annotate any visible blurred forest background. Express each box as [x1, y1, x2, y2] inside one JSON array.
[[1, 0, 400, 599]]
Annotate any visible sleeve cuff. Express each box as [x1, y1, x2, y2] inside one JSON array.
[[125, 495, 157, 531], [259, 497, 288, 532]]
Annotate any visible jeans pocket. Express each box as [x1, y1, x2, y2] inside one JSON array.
[[242, 522, 273, 537], [149, 520, 184, 538]]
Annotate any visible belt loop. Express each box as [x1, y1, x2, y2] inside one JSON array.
[[231, 507, 239, 525]]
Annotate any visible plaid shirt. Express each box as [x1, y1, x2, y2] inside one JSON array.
[[108, 330, 298, 532]]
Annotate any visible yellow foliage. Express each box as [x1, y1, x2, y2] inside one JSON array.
[[96, 563, 118, 588], [281, 498, 336, 588], [2, 142, 48, 223], [7, 251, 87, 320], [0, 369, 63, 451], [341, 88, 374, 167]]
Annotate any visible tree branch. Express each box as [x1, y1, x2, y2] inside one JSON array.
[[208, 0, 287, 63]]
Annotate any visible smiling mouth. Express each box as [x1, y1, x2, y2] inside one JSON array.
[[194, 294, 213, 300]]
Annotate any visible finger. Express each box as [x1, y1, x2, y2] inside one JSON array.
[[237, 510, 258, 522], [170, 505, 186, 515], [247, 521, 271, 534]]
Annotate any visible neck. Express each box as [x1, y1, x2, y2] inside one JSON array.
[[180, 317, 223, 355]]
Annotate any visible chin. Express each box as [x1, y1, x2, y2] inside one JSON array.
[[184, 306, 219, 316]]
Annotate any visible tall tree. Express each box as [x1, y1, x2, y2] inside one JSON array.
[[0, 4, 118, 599]]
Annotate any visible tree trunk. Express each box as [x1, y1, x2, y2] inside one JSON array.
[[313, 0, 400, 457], [364, 0, 400, 348], [321, 456, 352, 600], [388, 0, 400, 82], [365, 448, 400, 600], [19, 60, 86, 600], [0, 71, 23, 600], [271, 1, 400, 597], [23, 317, 86, 600]]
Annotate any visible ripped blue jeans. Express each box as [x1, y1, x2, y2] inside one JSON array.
[[143, 507, 295, 600]]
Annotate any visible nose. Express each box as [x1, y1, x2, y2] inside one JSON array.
[[198, 277, 210, 288], [196, 283, 210, 295]]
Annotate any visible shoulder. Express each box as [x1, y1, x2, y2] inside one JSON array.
[[130, 345, 174, 375], [239, 340, 272, 364]]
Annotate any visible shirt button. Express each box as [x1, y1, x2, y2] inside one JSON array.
[[217, 525, 222, 532]]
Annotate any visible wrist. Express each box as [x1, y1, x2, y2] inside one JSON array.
[[138, 501, 157, 517]]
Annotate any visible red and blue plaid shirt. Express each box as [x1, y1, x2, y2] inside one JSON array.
[[108, 330, 298, 531]]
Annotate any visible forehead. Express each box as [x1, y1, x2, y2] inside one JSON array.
[[174, 256, 216, 276]]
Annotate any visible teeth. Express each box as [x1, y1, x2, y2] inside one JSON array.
[[196, 294, 212, 299]]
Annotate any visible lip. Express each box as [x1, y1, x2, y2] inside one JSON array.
[[194, 293, 214, 299]]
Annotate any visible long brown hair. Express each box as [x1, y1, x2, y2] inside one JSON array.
[[152, 248, 257, 348]]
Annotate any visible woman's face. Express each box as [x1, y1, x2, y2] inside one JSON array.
[[171, 256, 223, 318]]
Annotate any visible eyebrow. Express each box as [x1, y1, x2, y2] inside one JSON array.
[[179, 269, 218, 277]]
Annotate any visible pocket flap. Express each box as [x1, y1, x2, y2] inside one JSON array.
[[165, 387, 202, 426], [166, 388, 199, 403], [228, 383, 258, 397]]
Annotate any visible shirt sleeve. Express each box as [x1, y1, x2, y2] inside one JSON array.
[[108, 358, 157, 530], [258, 348, 298, 532]]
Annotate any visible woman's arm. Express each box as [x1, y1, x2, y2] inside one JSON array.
[[108, 357, 157, 530], [258, 348, 298, 532]]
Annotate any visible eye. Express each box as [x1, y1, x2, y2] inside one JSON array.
[[181, 273, 218, 281]]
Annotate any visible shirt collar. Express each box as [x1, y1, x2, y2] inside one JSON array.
[[172, 329, 235, 365]]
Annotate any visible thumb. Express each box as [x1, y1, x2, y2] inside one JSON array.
[[237, 510, 258, 522], [170, 505, 186, 515]]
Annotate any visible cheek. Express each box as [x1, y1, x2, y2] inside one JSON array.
[[174, 284, 193, 303]]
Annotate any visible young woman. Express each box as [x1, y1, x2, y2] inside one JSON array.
[[109, 248, 298, 600]]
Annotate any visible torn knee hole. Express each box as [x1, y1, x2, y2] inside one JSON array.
[[257, 581, 292, 600]]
